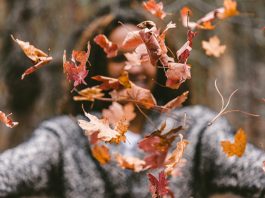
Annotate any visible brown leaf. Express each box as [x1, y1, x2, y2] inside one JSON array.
[[161, 91, 189, 112], [11, 35, 53, 79]]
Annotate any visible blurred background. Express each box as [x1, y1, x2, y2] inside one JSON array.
[[0, 0, 264, 197]]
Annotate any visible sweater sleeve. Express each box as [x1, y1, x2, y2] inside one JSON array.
[[186, 106, 265, 197], [199, 121, 265, 197], [0, 124, 61, 197]]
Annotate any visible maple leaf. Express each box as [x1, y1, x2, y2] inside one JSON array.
[[63, 42, 90, 89], [139, 123, 183, 169], [202, 36, 226, 57], [143, 0, 166, 19], [115, 153, 146, 172], [102, 102, 136, 125], [78, 109, 127, 144], [217, 0, 239, 20], [161, 91, 189, 112], [164, 134, 189, 176], [11, 35, 53, 79], [221, 128, 247, 157], [0, 111, 18, 128], [147, 171, 173, 198], [91, 144, 111, 165], [73, 87, 104, 101], [165, 63, 191, 89], [94, 34, 118, 58]]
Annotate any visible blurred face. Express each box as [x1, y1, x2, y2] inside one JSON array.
[[108, 24, 157, 90]]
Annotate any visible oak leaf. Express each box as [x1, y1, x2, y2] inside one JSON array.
[[221, 128, 247, 157], [11, 35, 53, 79]]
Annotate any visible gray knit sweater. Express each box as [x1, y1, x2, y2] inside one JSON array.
[[0, 106, 264, 198]]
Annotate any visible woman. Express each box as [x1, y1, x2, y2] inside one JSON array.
[[0, 3, 265, 198]]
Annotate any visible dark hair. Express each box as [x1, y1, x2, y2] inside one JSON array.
[[65, 3, 190, 115]]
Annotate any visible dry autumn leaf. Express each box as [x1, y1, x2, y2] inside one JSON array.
[[221, 128, 247, 157], [217, 0, 239, 20], [202, 36, 226, 57], [94, 34, 118, 58], [91, 144, 111, 165], [161, 91, 189, 112], [73, 87, 104, 101], [102, 102, 136, 125], [11, 35, 53, 79], [0, 111, 18, 128], [164, 134, 189, 176], [142, 0, 166, 19], [147, 171, 173, 198], [115, 153, 146, 172], [78, 109, 127, 144], [63, 42, 90, 89]]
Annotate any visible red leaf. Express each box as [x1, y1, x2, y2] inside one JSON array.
[[63, 42, 90, 89], [94, 34, 118, 58], [0, 111, 18, 128], [147, 171, 172, 198], [121, 30, 143, 51]]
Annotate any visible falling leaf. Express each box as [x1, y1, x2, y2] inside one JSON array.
[[0, 111, 18, 128], [143, 0, 166, 19], [165, 63, 191, 89], [102, 102, 136, 125], [91, 144, 111, 165], [221, 128, 247, 157], [164, 134, 189, 175], [161, 91, 189, 112], [115, 153, 146, 172], [118, 71, 131, 88], [121, 30, 143, 51], [63, 42, 90, 89], [217, 0, 239, 20], [110, 82, 157, 109], [94, 34, 118, 58], [78, 109, 126, 144], [202, 36, 226, 57], [73, 87, 104, 101], [147, 171, 173, 198], [92, 75, 122, 91], [11, 35, 53, 79]]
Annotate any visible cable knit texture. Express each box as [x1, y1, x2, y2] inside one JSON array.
[[0, 105, 264, 197]]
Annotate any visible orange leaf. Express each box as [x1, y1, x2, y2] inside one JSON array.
[[91, 144, 110, 165], [221, 128, 247, 157], [161, 91, 189, 112], [94, 34, 118, 58], [73, 87, 104, 101], [217, 0, 239, 20], [142, 0, 166, 19], [164, 134, 189, 175], [0, 111, 18, 128], [11, 35, 53, 79], [115, 153, 146, 172], [202, 36, 226, 57], [118, 71, 131, 88]]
